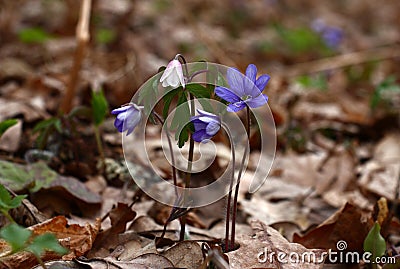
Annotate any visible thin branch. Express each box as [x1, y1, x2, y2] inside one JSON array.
[[283, 45, 400, 77], [61, 0, 92, 113]]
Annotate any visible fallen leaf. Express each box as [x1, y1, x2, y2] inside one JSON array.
[[241, 198, 311, 230], [30, 215, 101, 259], [226, 220, 326, 268], [293, 203, 372, 253], [0, 160, 101, 216], [162, 241, 204, 269], [0, 98, 47, 122], [0, 216, 100, 268], [75, 253, 174, 269], [91, 203, 137, 255], [359, 133, 400, 201]]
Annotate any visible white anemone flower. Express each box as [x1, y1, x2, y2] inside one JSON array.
[[160, 59, 185, 89]]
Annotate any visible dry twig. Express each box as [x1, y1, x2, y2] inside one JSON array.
[[61, 0, 92, 113]]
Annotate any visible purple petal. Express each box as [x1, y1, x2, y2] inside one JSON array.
[[227, 101, 246, 112], [192, 119, 207, 131], [227, 68, 245, 97], [192, 129, 208, 142], [111, 106, 129, 114], [206, 121, 220, 136], [255, 75, 270, 92], [114, 118, 124, 132], [116, 111, 128, 123], [124, 109, 141, 135], [215, 86, 240, 103], [245, 64, 257, 83], [245, 94, 267, 109]]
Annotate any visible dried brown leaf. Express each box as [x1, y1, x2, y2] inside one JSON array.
[[359, 133, 400, 201], [92, 203, 136, 254], [162, 241, 204, 269], [226, 220, 326, 269], [30, 215, 101, 259], [293, 203, 372, 253]]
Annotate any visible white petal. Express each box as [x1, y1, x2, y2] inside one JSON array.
[[160, 67, 173, 83]]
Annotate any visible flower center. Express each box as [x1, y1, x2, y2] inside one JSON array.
[[241, 95, 251, 101]]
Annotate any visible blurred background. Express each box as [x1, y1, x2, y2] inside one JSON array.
[[1, 0, 399, 107]]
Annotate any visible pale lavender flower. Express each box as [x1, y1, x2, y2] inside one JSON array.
[[111, 103, 143, 135]]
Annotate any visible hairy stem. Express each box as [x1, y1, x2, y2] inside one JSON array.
[[180, 92, 195, 241], [152, 112, 178, 196], [230, 106, 251, 250], [222, 123, 236, 252]]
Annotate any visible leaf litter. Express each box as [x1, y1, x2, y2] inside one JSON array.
[[1, 0, 400, 268]]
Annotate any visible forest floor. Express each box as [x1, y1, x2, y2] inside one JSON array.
[[0, 0, 399, 268]]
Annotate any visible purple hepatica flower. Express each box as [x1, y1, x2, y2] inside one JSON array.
[[321, 26, 343, 49], [215, 64, 269, 112], [190, 109, 221, 143], [160, 59, 185, 89], [111, 103, 143, 135], [311, 19, 343, 49]]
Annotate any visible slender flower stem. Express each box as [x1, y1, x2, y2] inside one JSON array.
[[222, 123, 236, 252], [179, 92, 195, 241], [94, 125, 105, 173], [175, 54, 189, 82], [188, 70, 209, 82], [153, 111, 183, 244], [152, 112, 178, 197], [230, 106, 251, 250]]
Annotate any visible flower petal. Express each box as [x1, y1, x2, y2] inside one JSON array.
[[114, 118, 124, 132], [227, 101, 246, 112], [160, 59, 185, 89], [245, 64, 257, 83], [227, 68, 245, 97], [192, 129, 209, 142], [116, 111, 128, 122], [176, 64, 185, 88], [165, 72, 181, 88], [245, 94, 267, 109], [124, 109, 141, 135], [191, 119, 207, 131], [197, 109, 216, 117], [215, 86, 240, 103], [160, 67, 173, 83], [111, 106, 129, 114], [255, 75, 270, 92], [206, 121, 220, 136]]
